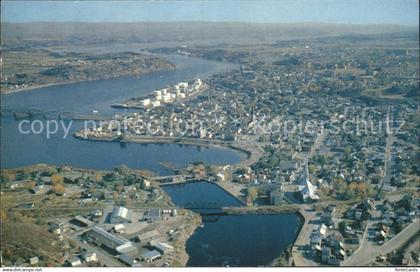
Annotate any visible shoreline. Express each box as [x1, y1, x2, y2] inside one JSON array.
[[172, 211, 202, 266], [223, 205, 306, 267], [161, 179, 305, 267], [73, 134, 258, 169], [161, 179, 246, 206], [1, 67, 176, 95], [2, 81, 76, 94], [2, 162, 307, 267]]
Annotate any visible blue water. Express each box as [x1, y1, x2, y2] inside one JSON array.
[[162, 180, 302, 266], [187, 213, 301, 267], [1, 53, 301, 266], [0, 55, 241, 174], [162, 180, 243, 213]]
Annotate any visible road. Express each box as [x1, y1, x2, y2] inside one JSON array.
[[344, 219, 419, 266], [382, 106, 395, 191], [378, 219, 419, 255], [292, 204, 319, 266], [309, 130, 327, 158]]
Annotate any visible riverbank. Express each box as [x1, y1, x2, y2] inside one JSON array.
[[2, 66, 175, 95], [222, 205, 300, 215], [2, 82, 72, 94], [171, 212, 202, 266], [2, 50, 176, 94], [73, 134, 260, 170], [160, 180, 306, 267], [223, 205, 306, 267]]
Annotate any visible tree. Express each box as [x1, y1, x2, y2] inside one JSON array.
[[94, 173, 103, 183], [344, 146, 352, 157], [0, 209, 8, 222], [51, 174, 63, 185], [35, 214, 43, 225], [348, 182, 358, 190], [247, 187, 259, 201], [113, 192, 119, 202], [236, 168, 247, 175], [338, 221, 347, 234], [344, 188, 355, 200], [115, 184, 124, 193], [1, 172, 16, 185], [52, 183, 65, 195], [317, 155, 327, 166], [24, 180, 36, 189], [334, 178, 346, 194], [308, 164, 317, 174], [356, 183, 367, 197]]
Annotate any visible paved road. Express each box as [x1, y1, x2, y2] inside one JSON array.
[[309, 130, 327, 158], [344, 219, 419, 266], [382, 106, 395, 191], [378, 219, 419, 255], [292, 204, 318, 266]]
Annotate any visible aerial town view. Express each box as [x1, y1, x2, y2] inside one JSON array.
[[0, 0, 419, 271]]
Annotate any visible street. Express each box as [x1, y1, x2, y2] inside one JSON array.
[[344, 219, 419, 266]]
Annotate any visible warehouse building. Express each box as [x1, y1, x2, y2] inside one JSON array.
[[110, 206, 133, 223], [140, 250, 161, 263], [71, 216, 94, 227], [154, 242, 174, 255], [136, 229, 162, 243], [142, 208, 161, 222], [84, 226, 129, 253]]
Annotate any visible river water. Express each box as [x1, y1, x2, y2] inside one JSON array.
[[1, 54, 301, 266], [162, 181, 302, 267], [0, 55, 241, 174]]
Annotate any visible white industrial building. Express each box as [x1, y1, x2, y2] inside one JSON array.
[[142, 98, 151, 107]]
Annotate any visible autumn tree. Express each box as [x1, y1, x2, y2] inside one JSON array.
[[51, 174, 64, 185], [333, 178, 346, 194], [113, 192, 119, 202], [0, 209, 8, 222], [52, 182, 65, 195], [94, 173, 103, 183], [247, 187, 259, 202], [1, 171, 16, 182], [24, 180, 36, 189], [345, 182, 373, 200]]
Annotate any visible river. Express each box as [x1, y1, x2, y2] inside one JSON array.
[[0, 55, 242, 174], [1, 54, 301, 267], [162, 181, 302, 267]]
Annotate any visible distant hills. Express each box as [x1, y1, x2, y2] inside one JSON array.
[[2, 22, 418, 49]]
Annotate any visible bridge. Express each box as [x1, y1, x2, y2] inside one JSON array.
[[151, 174, 194, 185], [1, 108, 113, 121], [58, 112, 113, 121]]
